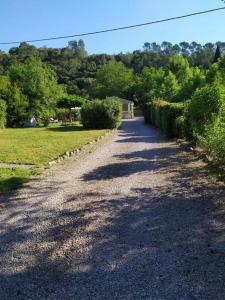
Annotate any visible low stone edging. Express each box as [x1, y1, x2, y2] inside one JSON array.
[[48, 130, 115, 166]]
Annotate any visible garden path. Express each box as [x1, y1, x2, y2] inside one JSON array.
[[0, 117, 225, 299]]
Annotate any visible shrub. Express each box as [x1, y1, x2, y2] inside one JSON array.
[[174, 115, 185, 138], [70, 108, 81, 122], [143, 100, 185, 137], [200, 106, 225, 163], [57, 94, 86, 109], [198, 103, 225, 164], [81, 99, 122, 129], [161, 102, 184, 136], [55, 108, 70, 123], [130, 103, 134, 119], [188, 84, 224, 136], [143, 102, 151, 124], [0, 100, 7, 129]]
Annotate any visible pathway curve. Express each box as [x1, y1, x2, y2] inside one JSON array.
[[0, 117, 225, 299]]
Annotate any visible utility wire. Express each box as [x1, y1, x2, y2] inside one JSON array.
[[0, 6, 225, 45]]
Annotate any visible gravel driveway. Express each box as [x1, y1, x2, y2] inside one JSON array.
[[1, 117, 225, 300]]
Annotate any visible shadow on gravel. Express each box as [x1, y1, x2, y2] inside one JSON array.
[[116, 135, 166, 144], [116, 118, 167, 144], [1, 169, 225, 299], [81, 146, 198, 182], [1, 119, 225, 299]]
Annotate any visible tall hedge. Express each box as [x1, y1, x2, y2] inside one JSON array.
[[188, 84, 223, 136], [143, 100, 185, 137], [81, 99, 122, 129], [0, 100, 7, 129]]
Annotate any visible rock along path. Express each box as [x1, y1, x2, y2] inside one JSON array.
[[1, 117, 225, 300]]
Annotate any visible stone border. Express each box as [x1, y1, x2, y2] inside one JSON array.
[[0, 163, 35, 170], [48, 130, 115, 167]]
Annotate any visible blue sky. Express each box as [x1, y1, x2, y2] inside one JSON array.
[[0, 0, 225, 54]]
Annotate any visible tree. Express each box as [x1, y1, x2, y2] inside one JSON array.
[[178, 67, 205, 100], [0, 99, 7, 128], [68, 39, 87, 58], [57, 94, 86, 108], [8, 57, 63, 121], [169, 55, 190, 84], [137, 67, 179, 102], [93, 61, 134, 98], [0, 75, 28, 127], [213, 45, 221, 63]]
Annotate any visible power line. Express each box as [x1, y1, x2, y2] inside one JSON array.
[[0, 6, 225, 45]]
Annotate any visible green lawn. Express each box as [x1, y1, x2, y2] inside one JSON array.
[[0, 124, 108, 165], [0, 123, 108, 192]]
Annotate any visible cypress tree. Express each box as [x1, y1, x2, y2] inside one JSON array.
[[213, 45, 221, 63]]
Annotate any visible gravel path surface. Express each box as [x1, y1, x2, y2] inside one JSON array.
[[1, 117, 225, 300]]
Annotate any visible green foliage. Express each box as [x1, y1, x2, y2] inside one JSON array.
[[130, 103, 134, 119], [68, 39, 87, 58], [55, 108, 70, 123], [8, 56, 63, 121], [177, 67, 205, 101], [194, 88, 225, 164], [0, 75, 29, 127], [81, 98, 122, 129], [174, 115, 186, 138], [213, 45, 221, 63], [137, 67, 179, 102], [169, 55, 190, 84], [1, 40, 225, 101], [93, 61, 134, 98], [143, 100, 185, 137], [55, 107, 81, 124], [6, 85, 29, 127], [200, 110, 225, 163], [137, 54, 206, 104], [188, 84, 224, 136], [0, 99, 7, 129], [57, 94, 86, 109]]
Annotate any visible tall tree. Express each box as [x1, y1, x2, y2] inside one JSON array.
[[68, 39, 87, 58], [8, 57, 63, 119], [213, 45, 221, 63], [93, 61, 134, 98]]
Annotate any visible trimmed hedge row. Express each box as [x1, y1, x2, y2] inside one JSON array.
[[143, 84, 225, 166], [81, 99, 122, 129], [143, 100, 186, 137]]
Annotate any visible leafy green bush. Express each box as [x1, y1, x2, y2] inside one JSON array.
[[55, 107, 81, 124], [70, 109, 81, 122], [0, 100, 7, 129], [199, 105, 225, 163], [188, 84, 224, 136], [130, 103, 134, 119], [161, 102, 184, 136], [57, 94, 86, 109], [174, 115, 185, 138], [143, 102, 152, 124], [81, 99, 122, 129], [143, 100, 185, 137], [55, 108, 70, 123]]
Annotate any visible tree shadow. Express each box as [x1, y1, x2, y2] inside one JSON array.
[[1, 173, 225, 299], [47, 125, 84, 132], [81, 146, 197, 182], [0, 176, 30, 194], [1, 118, 225, 298], [117, 118, 168, 144]]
